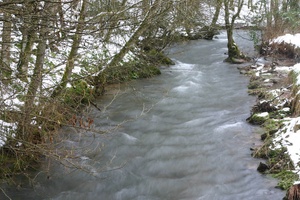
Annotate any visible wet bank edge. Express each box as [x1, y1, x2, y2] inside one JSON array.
[[238, 57, 300, 199]]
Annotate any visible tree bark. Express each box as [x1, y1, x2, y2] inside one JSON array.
[[21, 2, 51, 142], [1, 0, 13, 78], [265, 1, 272, 29], [17, 31, 35, 82], [51, 0, 87, 98], [17, 1, 37, 82], [272, 0, 280, 31], [224, 0, 245, 62], [210, 0, 222, 27]]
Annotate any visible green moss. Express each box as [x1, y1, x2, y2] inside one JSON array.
[[265, 118, 282, 129], [252, 138, 273, 159], [248, 112, 269, 125], [252, 140, 293, 175], [146, 49, 175, 66], [292, 89, 300, 116], [93, 47, 173, 96], [266, 147, 294, 174], [269, 111, 287, 119], [289, 71, 298, 85], [64, 80, 94, 108], [248, 80, 261, 89], [248, 88, 267, 96], [272, 170, 299, 190], [104, 60, 161, 83]]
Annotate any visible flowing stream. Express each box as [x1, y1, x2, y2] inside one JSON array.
[[2, 31, 286, 200]]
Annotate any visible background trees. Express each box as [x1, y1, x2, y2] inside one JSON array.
[[249, 0, 300, 39]]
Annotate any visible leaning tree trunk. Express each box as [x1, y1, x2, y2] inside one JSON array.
[[51, 0, 87, 98], [108, 0, 162, 68], [95, 0, 162, 94], [210, 0, 222, 27]]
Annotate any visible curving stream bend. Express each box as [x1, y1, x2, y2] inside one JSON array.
[[2, 31, 285, 200]]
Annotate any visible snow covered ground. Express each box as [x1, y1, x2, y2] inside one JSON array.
[[273, 34, 300, 48], [275, 34, 300, 170], [257, 33, 300, 181]]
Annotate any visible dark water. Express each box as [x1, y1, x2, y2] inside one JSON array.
[[1, 31, 285, 200]]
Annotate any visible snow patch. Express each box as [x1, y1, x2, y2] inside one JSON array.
[[273, 34, 300, 48], [273, 118, 300, 175], [0, 120, 18, 147], [257, 112, 269, 118]]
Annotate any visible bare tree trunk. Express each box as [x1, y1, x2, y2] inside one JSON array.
[[21, 2, 51, 142], [51, 0, 87, 98], [17, 31, 35, 82], [248, 0, 253, 9], [17, 1, 37, 82], [229, 0, 234, 10], [1, 0, 13, 78], [266, 1, 272, 28], [273, 0, 281, 32], [210, 0, 222, 27]]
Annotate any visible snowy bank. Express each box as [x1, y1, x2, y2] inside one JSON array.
[[273, 117, 300, 175], [240, 32, 300, 190], [272, 34, 300, 48]]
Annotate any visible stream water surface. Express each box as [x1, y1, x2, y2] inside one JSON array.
[[2, 31, 286, 200]]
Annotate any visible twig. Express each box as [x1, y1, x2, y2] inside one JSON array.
[[0, 187, 12, 200], [90, 101, 101, 111], [102, 86, 121, 112]]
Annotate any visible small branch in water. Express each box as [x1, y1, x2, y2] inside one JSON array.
[[90, 101, 101, 111], [0, 187, 12, 200]]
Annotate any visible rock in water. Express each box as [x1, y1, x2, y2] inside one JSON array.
[[257, 162, 269, 173]]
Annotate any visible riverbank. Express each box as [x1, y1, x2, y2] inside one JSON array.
[[237, 34, 300, 198]]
